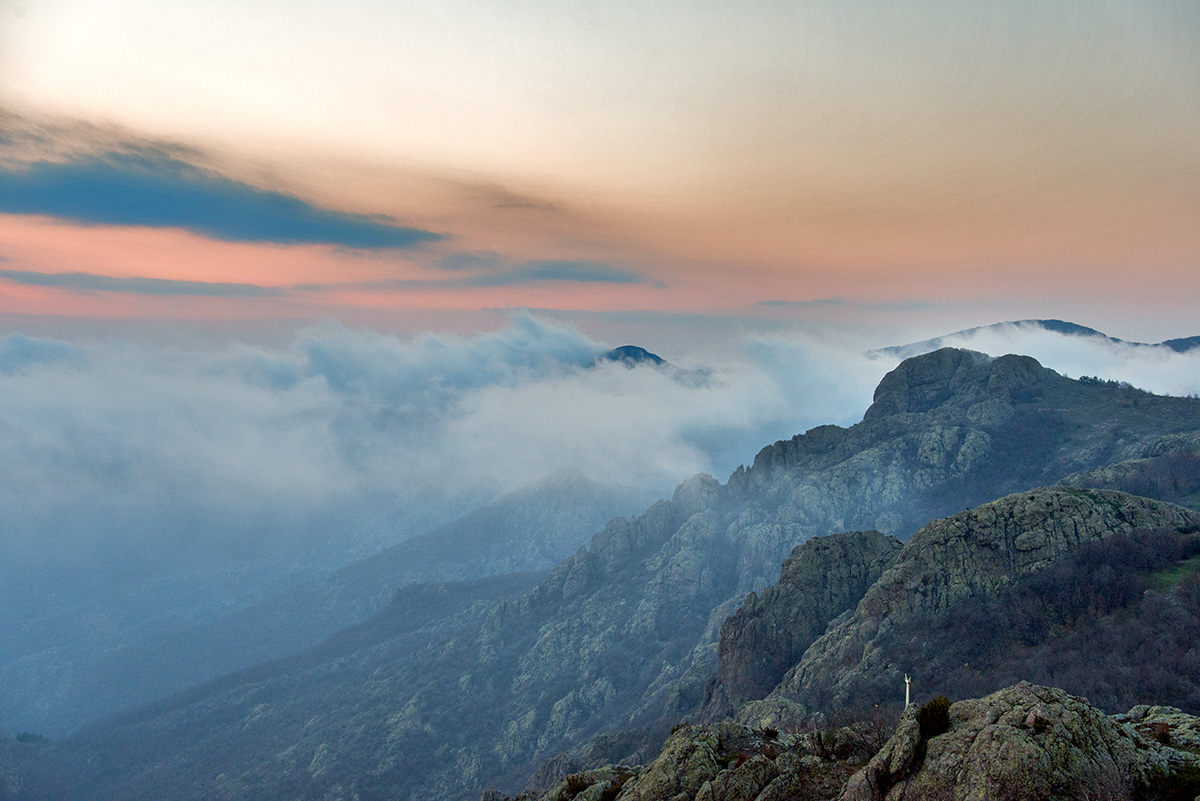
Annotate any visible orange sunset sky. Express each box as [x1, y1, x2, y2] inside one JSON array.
[[1, 0, 1198, 350]]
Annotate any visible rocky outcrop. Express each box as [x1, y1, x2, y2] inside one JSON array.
[[861, 349, 1043, 420], [542, 765, 640, 801], [526, 720, 872, 801], [703, 531, 902, 718], [1115, 704, 1200, 755], [751, 488, 1200, 722], [842, 683, 1200, 801], [528, 684, 1200, 801]]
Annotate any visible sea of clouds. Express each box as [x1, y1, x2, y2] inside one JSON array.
[[0, 313, 891, 618], [2, 311, 1200, 734], [3, 313, 1198, 603]]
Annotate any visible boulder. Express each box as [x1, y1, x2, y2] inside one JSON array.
[[842, 682, 1200, 801]]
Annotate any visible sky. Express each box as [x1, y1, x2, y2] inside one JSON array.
[[3, 1, 1200, 735], [1, 0, 1198, 349]]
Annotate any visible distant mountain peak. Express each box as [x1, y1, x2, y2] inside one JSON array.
[[590, 344, 711, 387], [879, 319, 1200, 359], [1023, 318, 1110, 338], [595, 345, 668, 367], [1163, 335, 1200, 353]]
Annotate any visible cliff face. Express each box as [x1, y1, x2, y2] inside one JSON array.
[[743, 488, 1200, 725], [703, 531, 902, 719]]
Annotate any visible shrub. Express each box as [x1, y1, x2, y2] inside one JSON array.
[[917, 696, 951, 739], [1150, 721, 1173, 745]]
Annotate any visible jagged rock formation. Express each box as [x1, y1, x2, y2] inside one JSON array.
[[741, 488, 1200, 726], [702, 531, 902, 719], [842, 683, 1200, 801], [10, 348, 1200, 801]]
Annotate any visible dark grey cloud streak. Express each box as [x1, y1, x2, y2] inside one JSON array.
[[432, 251, 660, 287], [295, 256, 662, 294], [461, 259, 655, 287], [0, 258, 657, 301], [0, 152, 444, 248], [0, 268, 283, 297]]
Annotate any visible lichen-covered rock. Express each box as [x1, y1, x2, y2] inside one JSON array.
[[693, 753, 778, 801], [1116, 704, 1200, 755], [542, 765, 641, 801], [841, 683, 1200, 801], [612, 725, 725, 801], [534, 684, 1200, 801], [605, 721, 862, 801]]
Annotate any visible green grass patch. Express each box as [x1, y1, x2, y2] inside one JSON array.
[[1145, 556, 1200, 593]]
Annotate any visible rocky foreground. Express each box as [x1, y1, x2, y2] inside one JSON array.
[[508, 682, 1200, 801]]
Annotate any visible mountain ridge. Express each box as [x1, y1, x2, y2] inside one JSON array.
[[877, 318, 1200, 359], [8, 346, 1200, 800], [0, 472, 657, 737]]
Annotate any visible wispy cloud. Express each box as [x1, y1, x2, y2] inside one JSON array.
[[0, 269, 284, 298], [755, 297, 849, 308], [0, 313, 890, 590], [756, 297, 939, 311], [435, 251, 506, 272], [0, 332, 82, 375], [296, 255, 661, 292], [430, 252, 659, 287], [0, 153, 444, 249], [463, 259, 654, 287]]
